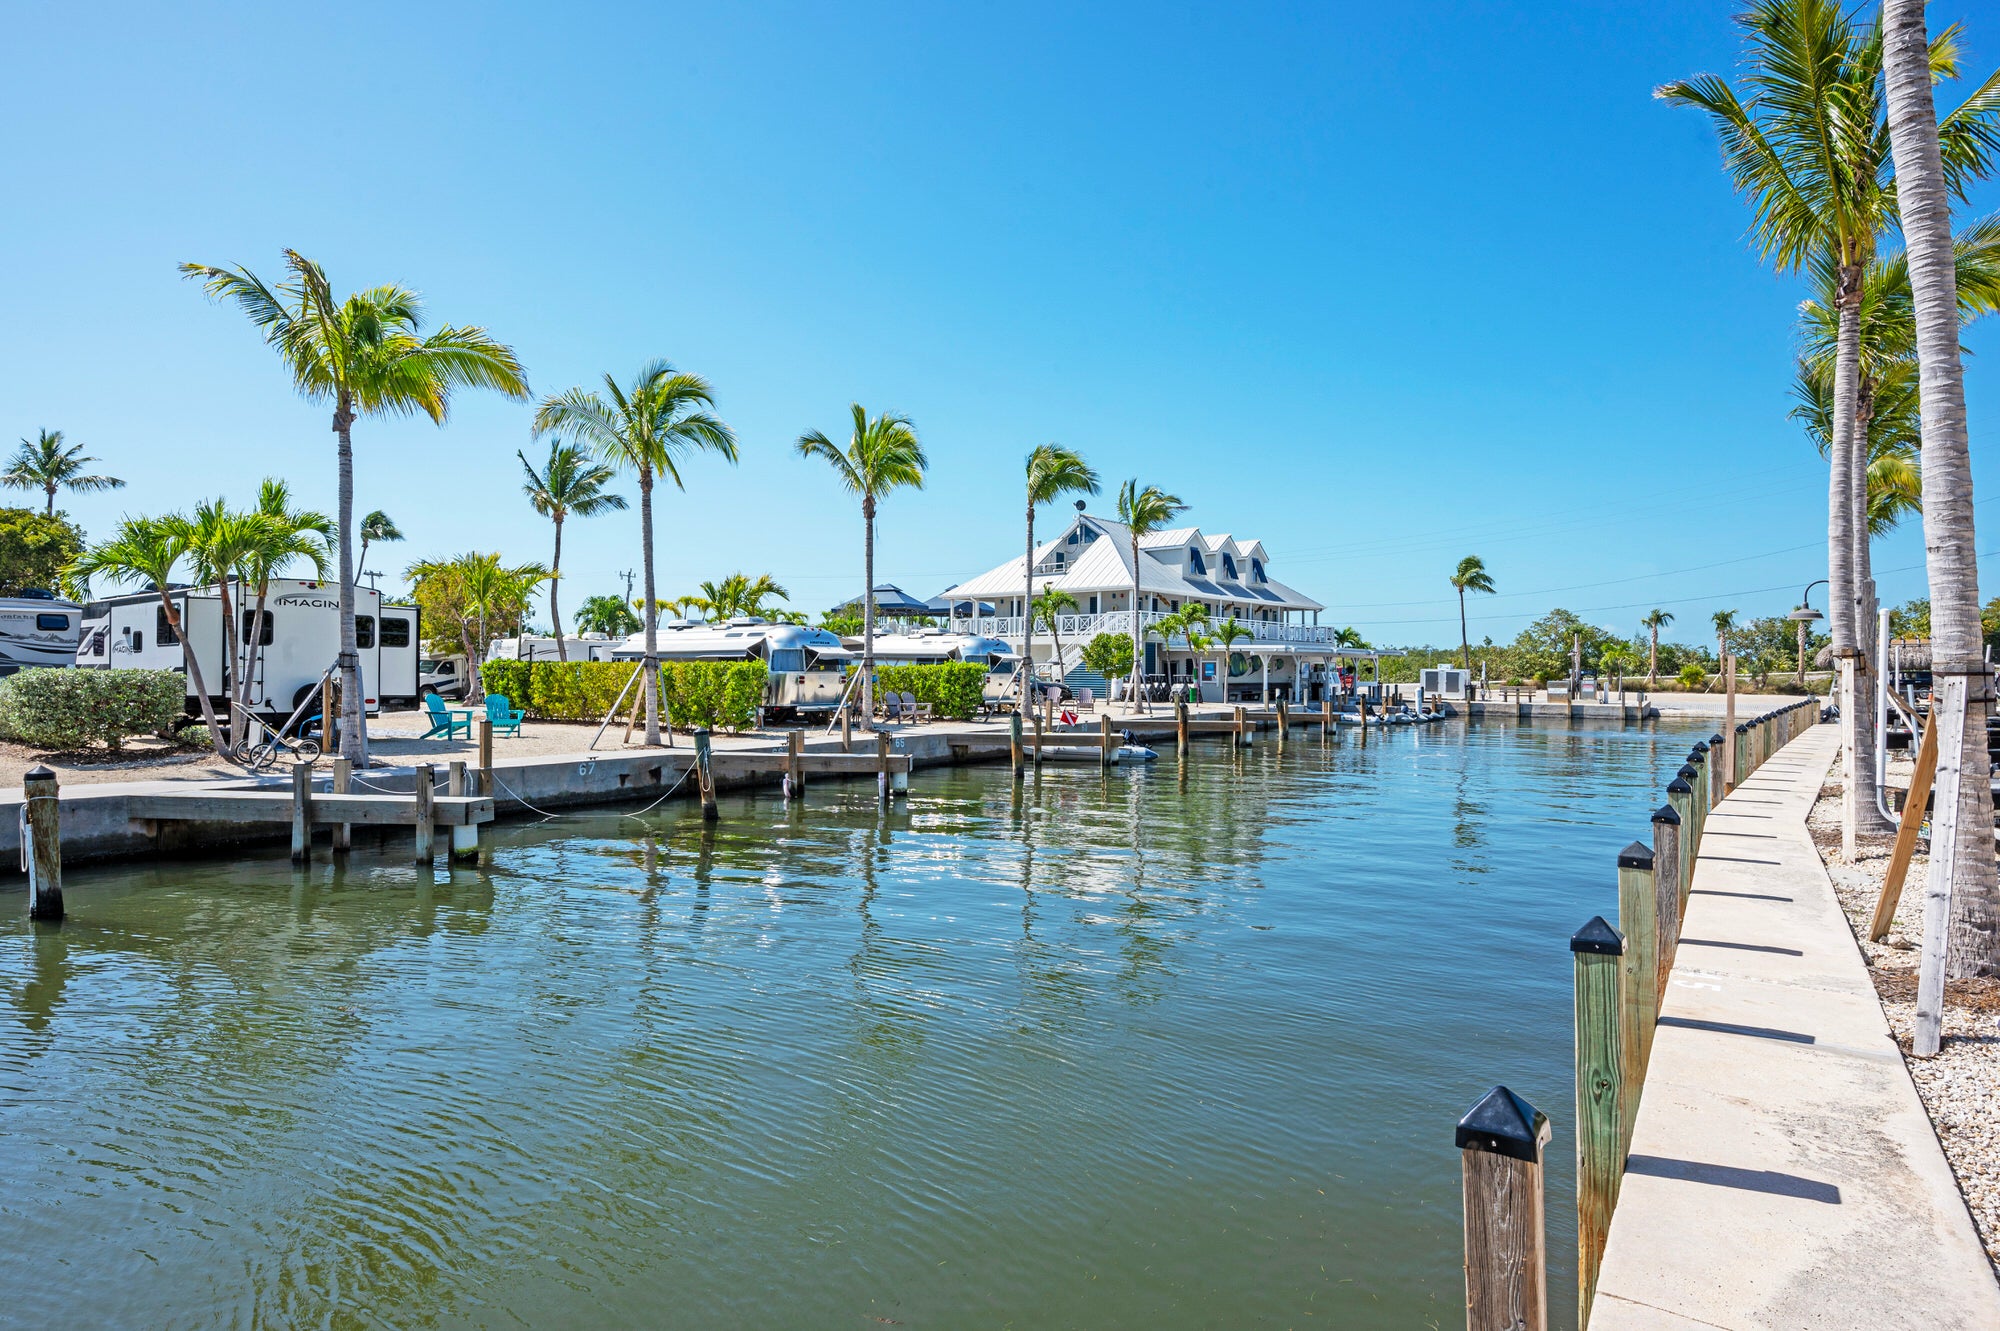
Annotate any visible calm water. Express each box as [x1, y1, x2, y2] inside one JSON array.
[[0, 718, 1703, 1330]]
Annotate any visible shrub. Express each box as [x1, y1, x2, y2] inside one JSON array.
[[0, 667, 186, 750], [876, 662, 988, 719], [1677, 663, 1707, 689], [661, 660, 767, 731], [477, 658, 767, 730], [478, 659, 531, 708], [1081, 632, 1133, 678]]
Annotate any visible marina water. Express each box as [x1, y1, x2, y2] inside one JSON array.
[[0, 718, 1706, 1328]]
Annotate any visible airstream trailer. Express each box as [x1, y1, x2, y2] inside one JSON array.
[[612, 619, 852, 720], [861, 629, 1021, 708]]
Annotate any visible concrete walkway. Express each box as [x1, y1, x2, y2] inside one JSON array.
[[1592, 723, 2000, 1328]]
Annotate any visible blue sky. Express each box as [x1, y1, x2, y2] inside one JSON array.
[[5, 2, 1999, 649]]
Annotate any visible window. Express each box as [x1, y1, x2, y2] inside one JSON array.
[[155, 607, 177, 644], [240, 609, 274, 645], [35, 613, 68, 631], [130, 629, 145, 652], [381, 616, 411, 648], [1053, 552, 1065, 567], [1067, 531, 1078, 545], [1222, 554, 1238, 580], [1083, 527, 1096, 542], [355, 615, 375, 649], [1250, 558, 1267, 583], [1189, 549, 1206, 575], [769, 648, 806, 673], [1088, 595, 1099, 614]]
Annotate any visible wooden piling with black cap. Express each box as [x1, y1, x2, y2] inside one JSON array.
[[291, 761, 313, 864], [1010, 711, 1024, 779], [1653, 801, 1684, 987], [694, 727, 719, 820], [23, 765, 61, 921], [413, 763, 435, 862], [1457, 1085, 1552, 1331], [1571, 915, 1625, 1328], [1616, 839, 1657, 1147]]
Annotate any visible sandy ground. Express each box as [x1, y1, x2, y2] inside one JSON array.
[[1811, 768, 2000, 1265]]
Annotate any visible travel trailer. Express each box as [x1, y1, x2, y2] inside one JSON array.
[[0, 592, 85, 675], [486, 634, 620, 663], [76, 580, 422, 720], [862, 628, 1021, 708], [611, 619, 852, 720]]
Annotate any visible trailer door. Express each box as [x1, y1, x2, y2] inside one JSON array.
[[378, 605, 418, 707]]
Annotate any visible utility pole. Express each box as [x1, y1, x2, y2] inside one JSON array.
[[620, 569, 636, 606]]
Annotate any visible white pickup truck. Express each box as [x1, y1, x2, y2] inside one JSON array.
[[419, 654, 469, 700]]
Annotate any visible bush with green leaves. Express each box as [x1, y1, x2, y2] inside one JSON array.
[[875, 662, 988, 719], [0, 667, 185, 750], [1080, 632, 1133, 678], [1677, 662, 1707, 689], [477, 659, 765, 730], [661, 660, 767, 731]]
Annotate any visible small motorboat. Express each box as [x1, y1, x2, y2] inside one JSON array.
[[1037, 743, 1158, 765]]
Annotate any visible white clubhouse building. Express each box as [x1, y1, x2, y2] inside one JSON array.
[[934, 506, 1365, 703]]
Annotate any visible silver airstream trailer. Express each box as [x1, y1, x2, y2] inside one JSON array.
[[612, 619, 853, 720], [861, 628, 1021, 709]]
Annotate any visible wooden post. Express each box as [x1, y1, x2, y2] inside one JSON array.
[[1688, 744, 1708, 858], [1234, 704, 1248, 746], [1571, 917, 1625, 1328], [445, 758, 475, 863], [413, 763, 435, 863], [1010, 711, 1024, 779], [291, 760, 313, 864], [331, 756, 352, 854], [1100, 712, 1115, 769], [622, 673, 646, 745], [1616, 840, 1657, 1148], [787, 729, 805, 802], [841, 703, 853, 754], [1322, 696, 1333, 740], [22, 766, 61, 921], [1176, 700, 1190, 754], [1457, 1085, 1552, 1331], [477, 717, 494, 800], [1653, 800, 1684, 987], [447, 760, 466, 797], [1709, 732, 1725, 810], [693, 727, 718, 820], [1276, 697, 1288, 750], [1357, 692, 1369, 746], [1871, 713, 1937, 941], [1031, 702, 1044, 771], [1672, 766, 1697, 905], [876, 728, 893, 804]]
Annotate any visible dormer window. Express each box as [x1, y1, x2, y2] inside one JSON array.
[[1189, 549, 1207, 575], [1222, 554, 1238, 580], [1083, 527, 1096, 542], [1250, 558, 1266, 583], [1067, 531, 1079, 545]]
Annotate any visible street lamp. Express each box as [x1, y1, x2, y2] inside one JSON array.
[[1788, 579, 1828, 684]]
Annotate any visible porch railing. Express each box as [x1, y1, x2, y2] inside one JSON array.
[[951, 609, 1339, 647]]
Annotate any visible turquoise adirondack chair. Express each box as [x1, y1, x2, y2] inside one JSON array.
[[421, 692, 472, 739], [484, 693, 525, 737]]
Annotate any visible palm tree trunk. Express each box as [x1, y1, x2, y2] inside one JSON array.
[[1129, 537, 1144, 715], [1022, 504, 1035, 706], [1458, 587, 1469, 670], [1884, 0, 2000, 978], [158, 591, 227, 756], [1648, 627, 1658, 687], [1832, 262, 1892, 834], [640, 467, 660, 745], [551, 516, 568, 663], [44, 482, 54, 517], [862, 495, 876, 729], [334, 406, 366, 767]]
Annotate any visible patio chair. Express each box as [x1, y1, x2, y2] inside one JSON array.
[[880, 692, 905, 723], [484, 693, 526, 738], [1077, 687, 1096, 715], [904, 691, 932, 723], [420, 691, 471, 740]]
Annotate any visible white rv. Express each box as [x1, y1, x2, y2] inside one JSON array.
[[612, 618, 853, 720], [486, 634, 620, 663], [0, 593, 85, 674], [76, 579, 422, 720], [862, 628, 1022, 708]]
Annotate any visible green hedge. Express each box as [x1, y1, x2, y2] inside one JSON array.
[[478, 658, 768, 731], [876, 662, 988, 720], [0, 667, 186, 750]]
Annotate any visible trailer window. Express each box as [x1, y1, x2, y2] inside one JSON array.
[[355, 615, 375, 649], [381, 616, 411, 648], [769, 649, 806, 673], [129, 630, 144, 651], [240, 609, 274, 645], [155, 607, 178, 644], [35, 614, 68, 631]]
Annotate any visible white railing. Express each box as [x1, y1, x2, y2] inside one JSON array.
[[953, 610, 1341, 648]]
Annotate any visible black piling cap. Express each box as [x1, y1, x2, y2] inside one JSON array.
[[1617, 840, 1654, 870], [1692, 740, 1709, 755], [23, 764, 54, 781], [1677, 764, 1698, 780], [1455, 1085, 1551, 1161], [1711, 733, 1726, 746], [1653, 803, 1681, 825], [1571, 915, 1625, 956], [1736, 722, 1749, 734], [1666, 777, 1693, 796]]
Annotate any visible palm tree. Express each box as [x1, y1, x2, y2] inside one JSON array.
[[1, 429, 124, 515], [1449, 555, 1495, 670], [1033, 586, 1081, 689], [518, 442, 627, 661], [796, 405, 927, 729], [181, 250, 529, 767], [1711, 610, 1739, 677], [236, 480, 331, 710], [178, 497, 268, 723], [689, 572, 790, 621], [533, 361, 737, 745], [69, 517, 227, 754], [1114, 480, 1187, 713], [407, 553, 551, 701], [1882, 0, 2000, 987], [1021, 445, 1100, 702], [1660, 4, 1999, 836], [575, 593, 642, 637], [1151, 605, 1207, 700], [1641, 609, 1675, 686], [354, 510, 403, 583], [1214, 618, 1252, 706]]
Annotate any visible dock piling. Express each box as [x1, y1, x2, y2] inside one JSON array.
[[291, 761, 313, 864], [1457, 1085, 1552, 1331], [1010, 711, 1024, 779], [1358, 694, 1369, 745], [448, 760, 466, 798], [1571, 916, 1625, 1328], [1616, 840, 1658, 1149], [1176, 701, 1189, 755], [876, 729, 892, 804], [1234, 705, 1248, 746], [446, 762, 477, 863], [23, 766, 62, 922], [331, 757, 352, 854], [1653, 802, 1684, 988], [477, 718, 494, 799], [1100, 713, 1114, 769], [1276, 698, 1288, 749], [413, 763, 435, 862], [841, 705, 852, 753], [693, 728, 719, 820], [787, 729, 805, 802]]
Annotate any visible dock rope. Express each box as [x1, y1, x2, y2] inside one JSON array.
[[338, 760, 701, 824]]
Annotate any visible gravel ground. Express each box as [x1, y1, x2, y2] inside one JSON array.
[[1810, 772, 2000, 1265]]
